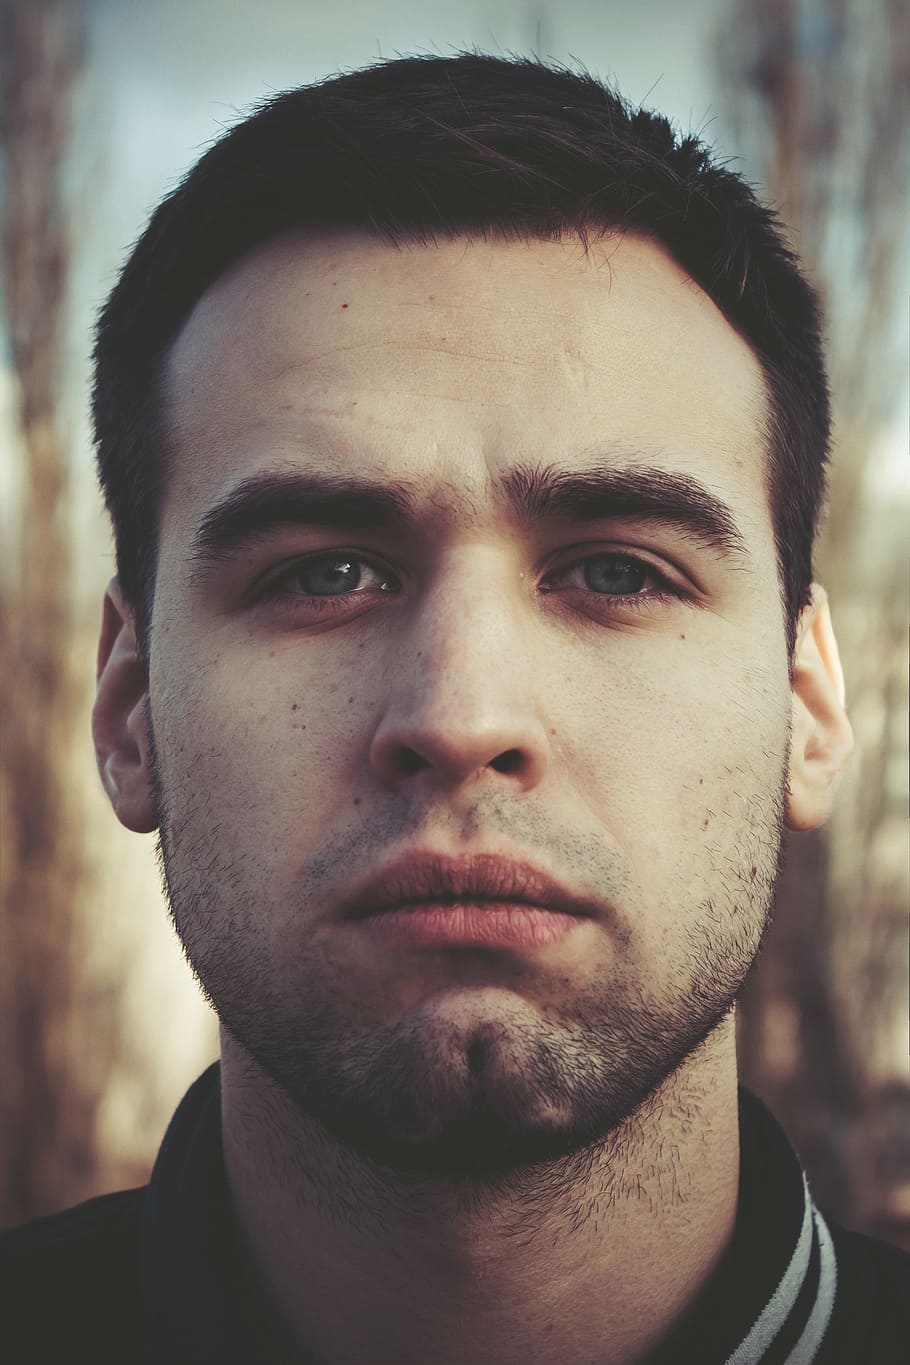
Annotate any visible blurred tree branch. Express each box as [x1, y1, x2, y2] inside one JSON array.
[[717, 0, 910, 1246], [0, 0, 99, 1228]]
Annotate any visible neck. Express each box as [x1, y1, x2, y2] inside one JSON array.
[[221, 1025, 741, 1365]]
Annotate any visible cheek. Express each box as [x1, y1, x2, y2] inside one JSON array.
[[152, 643, 370, 850], [561, 646, 789, 877]]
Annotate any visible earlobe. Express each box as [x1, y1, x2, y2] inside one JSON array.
[[785, 584, 854, 832], [92, 578, 158, 834]]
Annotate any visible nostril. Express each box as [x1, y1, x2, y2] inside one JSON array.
[[379, 744, 529, 784], [491, 749, 523, 774], [394, 749, 429, 777]]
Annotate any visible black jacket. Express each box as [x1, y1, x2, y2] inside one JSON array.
[[2, 1064, 907, 1363]]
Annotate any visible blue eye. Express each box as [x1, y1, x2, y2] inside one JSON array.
[[579, 555, 651, 594], [288, 556, 363, 596], [263, 553, 398, 606], [547, 552, 673, 599]]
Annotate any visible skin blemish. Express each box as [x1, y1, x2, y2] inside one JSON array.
[[679, 633, 686, 640], [341, 302, 349, 309], [291, 704, 298, 712], [703, 817, 710, 829], [353, 797, 362, 806], [750, 866, 757, 879], [348, 696, 354, 704]]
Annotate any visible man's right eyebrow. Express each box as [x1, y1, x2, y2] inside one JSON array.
[[187, 473, 417, 580]]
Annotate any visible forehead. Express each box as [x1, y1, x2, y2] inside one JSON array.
[[160, 230, 771, 548]]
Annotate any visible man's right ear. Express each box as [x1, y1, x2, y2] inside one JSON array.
[[92, 578, 158, 833]]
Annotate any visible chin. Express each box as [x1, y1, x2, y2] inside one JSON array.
[[275, 1010, 675, 1181], [351, 1109, 604, 1180]]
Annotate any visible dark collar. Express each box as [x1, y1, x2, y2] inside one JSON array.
[[141, 1063, 260, 1363], [140, 1064, 836, 1364], [644, 1086, 837, 1364]]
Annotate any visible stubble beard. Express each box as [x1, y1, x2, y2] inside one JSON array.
[[147, 705, 787, 1181]]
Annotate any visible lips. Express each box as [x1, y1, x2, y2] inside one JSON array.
[[340, 851, 599, 922]]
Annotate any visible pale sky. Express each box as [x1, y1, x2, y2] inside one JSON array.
[[83, 0, 735, 279]]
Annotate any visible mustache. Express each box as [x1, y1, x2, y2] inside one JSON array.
[[286, 805, 635, 924]]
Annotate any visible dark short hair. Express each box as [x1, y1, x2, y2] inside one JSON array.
[[93, 51, 830, 665]]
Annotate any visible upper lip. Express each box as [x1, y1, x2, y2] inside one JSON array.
[[340, 851, 599, 921]]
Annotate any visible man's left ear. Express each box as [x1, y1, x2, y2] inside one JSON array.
[[786, 583, 854, 831]]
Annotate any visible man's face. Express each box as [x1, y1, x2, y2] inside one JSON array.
[[147, 231, 791, 1176]]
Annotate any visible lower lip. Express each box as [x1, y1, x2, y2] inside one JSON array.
[[353, 901, 583, 948]]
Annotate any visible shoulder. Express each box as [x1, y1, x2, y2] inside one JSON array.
[[0, 1185, 146, 1276], [820, 1217, 910, 1363], [0, 1188, 146, 1362]]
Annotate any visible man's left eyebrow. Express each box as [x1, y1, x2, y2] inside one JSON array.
[[187, 472, 417, 579], [504, 463, 751, 562]]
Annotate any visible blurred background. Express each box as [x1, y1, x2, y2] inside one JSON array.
[[1, 0, 907, 1246]]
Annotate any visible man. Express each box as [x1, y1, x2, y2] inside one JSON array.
[[2, 51, 906, 1365]]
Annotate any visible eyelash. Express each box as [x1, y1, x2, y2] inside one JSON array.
[[255, 550, 685, 616]]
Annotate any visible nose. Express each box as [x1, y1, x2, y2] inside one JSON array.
[[368, 560, 552, 796]]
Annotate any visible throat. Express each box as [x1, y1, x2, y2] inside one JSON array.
[[221, 1046, 740, 1365]]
